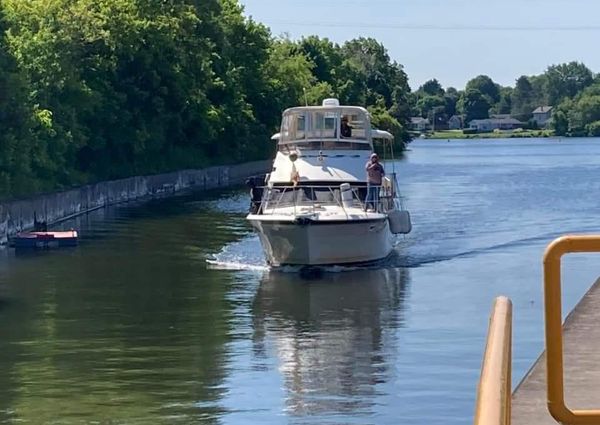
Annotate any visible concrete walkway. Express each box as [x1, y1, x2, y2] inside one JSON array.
[[512, 278, 600, 424]]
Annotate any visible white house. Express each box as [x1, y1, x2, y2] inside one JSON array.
[[410, 117, 430, 132], [469, 118, 524, 132], [532, 106, 553, 127]]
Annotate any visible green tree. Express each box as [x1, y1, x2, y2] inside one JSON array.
[[0, 12, 40, 196], [466, 75, 500, 104], [493, 87, 513, 115], [458, 89, 491, 122], [416, 95, 445, 118], [545, 61, 594, 105], [0, 0, 417, 199], [368, 101, 405, 152], [550, 102, 569, 136], [586, 120, 600, 136], [511, 76, 536, 118], [265, 38, 316, 109], [443, 87, 459, 118], [298, 36, 342, 85], [338, 37, 411, 141], [419, 79, 444, 97]]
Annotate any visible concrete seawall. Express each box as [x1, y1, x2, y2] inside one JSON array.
[[0, 160, 271, 244]]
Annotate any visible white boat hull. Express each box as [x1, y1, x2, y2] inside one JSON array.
[[248, 217, 394, 266]]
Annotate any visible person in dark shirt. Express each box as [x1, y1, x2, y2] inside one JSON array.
[[341, 116, 352, 138]]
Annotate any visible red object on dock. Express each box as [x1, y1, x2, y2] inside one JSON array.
[[12, 230, 78, 249]]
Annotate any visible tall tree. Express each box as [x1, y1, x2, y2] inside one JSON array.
[[545, 61, 594, 105], [338, 37, 411, 141], [458, 89, 491, 122], [444, 87, 459, 117], [298, 36, 342, 85], [466, 75, 500, 104], [511, 76, 536, 117], [418, 79, 444, 97], [416, 95, 445, 118], [493, 87, 513, 115]]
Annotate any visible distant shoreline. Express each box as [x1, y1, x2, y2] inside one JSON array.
[[419, 129, 555, 140]]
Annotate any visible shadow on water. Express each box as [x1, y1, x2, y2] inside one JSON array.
[[251, 267, 410, 419]]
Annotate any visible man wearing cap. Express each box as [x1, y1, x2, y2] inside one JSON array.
[[365, 153, 384, 211]]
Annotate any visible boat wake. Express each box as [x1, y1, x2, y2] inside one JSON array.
[[206, 233, 410, 274], [207, 228, 581, 274], [206, 234, 269, 272]]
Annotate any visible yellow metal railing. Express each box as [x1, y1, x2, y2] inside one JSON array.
[[474, 296, 513, 425], [544, 235, 600, 424]]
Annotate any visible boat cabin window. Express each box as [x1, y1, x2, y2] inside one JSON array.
[[279, 109, 371, 150], [341, 113, 367, 140], [281, 113, 306, 141], [264, 186, 342, 207], [306, 111, 337, 139]]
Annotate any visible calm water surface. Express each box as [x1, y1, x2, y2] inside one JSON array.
[[2, 138, 600, 424]]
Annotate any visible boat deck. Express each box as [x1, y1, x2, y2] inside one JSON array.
[[512, 277, 600, 424]]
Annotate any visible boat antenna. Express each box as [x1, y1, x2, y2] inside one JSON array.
[[303, 88, 308, 106]]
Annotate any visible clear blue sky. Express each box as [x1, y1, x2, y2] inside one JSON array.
[[240, 0, 600, 90]]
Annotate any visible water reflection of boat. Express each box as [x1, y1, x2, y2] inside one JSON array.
[[251, 267, 409, 417]]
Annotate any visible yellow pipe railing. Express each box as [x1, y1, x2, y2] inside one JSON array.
[[474, 296, 513, 425], [544, 235, 600, 424]]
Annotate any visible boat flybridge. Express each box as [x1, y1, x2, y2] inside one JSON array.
[[247, 98, 411, 267]]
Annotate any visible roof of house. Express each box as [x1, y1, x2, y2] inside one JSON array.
[[411, 117, 429, 124], [449, 115, 465, 121], [490, 114, 512, 119], [533, 106, 553, 114]]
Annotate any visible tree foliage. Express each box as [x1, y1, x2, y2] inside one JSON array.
[[458, 89, 491, 122], [466, 75, 500, 104], [418, 79, 444, 97], [4, 0, 600, 200], [545, 61, 593, 105], [0, 1, 413, 198], [511, 76, 536, 118]]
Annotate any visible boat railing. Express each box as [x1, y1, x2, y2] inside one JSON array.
[[253, 184, 396, 217]]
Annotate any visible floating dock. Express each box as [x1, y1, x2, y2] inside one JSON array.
[[12, 230, 78, 249]]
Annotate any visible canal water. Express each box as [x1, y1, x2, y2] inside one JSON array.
[[1, 138, 600, 424]]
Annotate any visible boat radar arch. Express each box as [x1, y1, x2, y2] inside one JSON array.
[[322, 98, 340, 107]]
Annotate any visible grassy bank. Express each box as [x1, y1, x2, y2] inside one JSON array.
[[423, 129, 555, 139]]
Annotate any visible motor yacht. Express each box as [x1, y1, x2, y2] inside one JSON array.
[[246, 99, 411, 266]]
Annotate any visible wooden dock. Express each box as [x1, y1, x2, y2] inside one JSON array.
[[512, 278, 600, 424]]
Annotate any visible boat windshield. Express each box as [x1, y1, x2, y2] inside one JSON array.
[[280, 109, 369, 147]]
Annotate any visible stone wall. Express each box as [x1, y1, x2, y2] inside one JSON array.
[[0, 160, 270, 244]]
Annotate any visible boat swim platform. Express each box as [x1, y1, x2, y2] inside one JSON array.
[[512, 276, 600, 424]]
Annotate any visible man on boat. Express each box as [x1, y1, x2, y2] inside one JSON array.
[[365, 153, 384, 211], [341, 116, 352, 137]]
